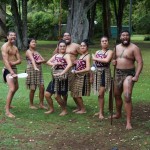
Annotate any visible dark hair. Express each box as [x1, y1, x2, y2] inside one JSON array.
[[63, 32, 71, 36], [120, 30, 130, 36], [81, 39, 89, 47], [58, 39, 67, 46], [100, 36, 109, 41], [27, 38, 36, 49], [7, 31, 16, 36]]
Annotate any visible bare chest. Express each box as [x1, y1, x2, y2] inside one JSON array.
[[66, 45, 78, 55], [116, 48, 134, 60], [8, 47, 17, 56]]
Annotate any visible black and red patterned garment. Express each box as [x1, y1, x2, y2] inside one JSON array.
[[75, 59, 86, 71], [95, 50, 110, 68], [54, 54, 67, 70]]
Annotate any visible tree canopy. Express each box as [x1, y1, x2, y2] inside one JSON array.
[[0, 0, 149, 49]]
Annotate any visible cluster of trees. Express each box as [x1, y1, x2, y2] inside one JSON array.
[[0, 0, 149, 50]]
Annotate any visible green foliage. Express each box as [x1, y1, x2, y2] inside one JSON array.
[[132, 1, 150, 34], [135, 14, 150, 34], [62, 0, 69, 10], [144, 36, 150, 41], [28, 11, 56, 40], [27, 0, 67, 40]]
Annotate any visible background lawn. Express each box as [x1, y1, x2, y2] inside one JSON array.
[[0, 36, 149, 150]]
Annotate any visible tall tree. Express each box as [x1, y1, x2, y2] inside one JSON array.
[[10, 0, 27, 50], [112, 0, 126, 41], [22, 0, 27, 48], [88, 2, 97, 42], [101, 0, 111, 38], [0, 2, 6, 38], [66, 0, 98, 43]]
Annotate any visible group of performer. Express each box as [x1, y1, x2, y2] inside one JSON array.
[[1, 30, 143, 130]]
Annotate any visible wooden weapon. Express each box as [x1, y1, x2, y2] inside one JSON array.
[[109, 76, 114, 125], [109, 43, 117, 125]]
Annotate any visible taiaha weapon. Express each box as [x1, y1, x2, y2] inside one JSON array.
[[109, 41, 117, 125]]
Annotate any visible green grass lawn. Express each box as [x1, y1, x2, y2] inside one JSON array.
[[0, 37, 149, 150]]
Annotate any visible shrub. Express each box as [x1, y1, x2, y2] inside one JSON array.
[[144, 36, 150, 41]]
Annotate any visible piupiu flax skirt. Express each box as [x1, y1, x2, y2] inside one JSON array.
[[71, 72, 90, 98], [52, 69, 68, 95], [26, 64, 44, 90], [93, 67, 111, 95]]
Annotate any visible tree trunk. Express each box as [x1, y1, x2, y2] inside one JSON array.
[[0, 3, 6, 38], [88, 3, 96, 43], [117, 0, 125, 39], [66, 0, 98, 43], [11, 0, 25, 50], [112, 0, 126, 42], [102, 0, 111, 38], [22, 0, 28, 49]]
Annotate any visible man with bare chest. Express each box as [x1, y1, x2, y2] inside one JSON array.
[[54, 32, 80, 62], [1, 31, 21, 118], [113, 30, 143, 129]]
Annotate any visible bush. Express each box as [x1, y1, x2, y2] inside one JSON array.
[[134, 14, 150, 34], [144, 36, 150, 41]]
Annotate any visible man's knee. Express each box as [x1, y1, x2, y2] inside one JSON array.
[[114, 94, 122, 100], [124, 92, 131, 103], [9, 88, 16, 94], [98, 93, 104, 99]]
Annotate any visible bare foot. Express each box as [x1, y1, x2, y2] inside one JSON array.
[[99, 114, 104, 120], [109, 114, 121, 119], [39, 105, 48, 110], [126, 123, 132, 130], [94, 112, 99, 116], [5, 112, 15, 118], [75, 110, 86, 114], [44, 110, 54, 114], [72, 108, 80, 113], [59, 110, 68, 116], [29, 106, 38, 110]]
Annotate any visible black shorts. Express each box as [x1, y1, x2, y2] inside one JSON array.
[[3, 68, 10, 83]]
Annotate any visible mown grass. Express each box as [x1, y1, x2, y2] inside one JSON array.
[[0, 36, 149, 150]]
